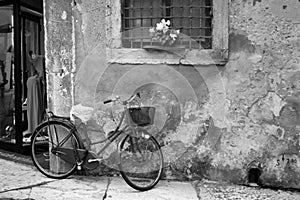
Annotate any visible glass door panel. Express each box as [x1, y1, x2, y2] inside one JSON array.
[[0, 5, 16, 143], [21, 12, 44, 145]]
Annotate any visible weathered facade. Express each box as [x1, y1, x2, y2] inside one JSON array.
[[44, 0, 300, 189]]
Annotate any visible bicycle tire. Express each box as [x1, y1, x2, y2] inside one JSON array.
[[31, 120, 81, 179], [119, 128, 163, 191]]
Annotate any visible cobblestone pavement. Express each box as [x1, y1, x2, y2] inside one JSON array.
[[1, 152, 300, 200], [193, 180, 300, 200], [0, 158, 197, 200]]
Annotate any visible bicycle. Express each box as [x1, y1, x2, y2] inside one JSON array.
[[30, 92, 164, 191]]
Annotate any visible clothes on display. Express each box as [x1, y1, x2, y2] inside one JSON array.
[[28, 51, 44, 77], [26, 75, 44, 134], [25, 53, 45, 139], [5, 50, 12, 90]]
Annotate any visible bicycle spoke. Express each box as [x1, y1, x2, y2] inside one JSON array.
[[31, 121, 80, 179], [119, 132, 163, 191]]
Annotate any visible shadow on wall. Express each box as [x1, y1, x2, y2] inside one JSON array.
[[94, 63, 210, 136]]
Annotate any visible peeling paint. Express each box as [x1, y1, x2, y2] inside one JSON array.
[[45, 0, 300, 189], [61, 11, 67, 20], [70, 104, 94, 123]]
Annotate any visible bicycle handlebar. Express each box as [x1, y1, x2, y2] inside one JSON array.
[[103, 92, 140, 105]]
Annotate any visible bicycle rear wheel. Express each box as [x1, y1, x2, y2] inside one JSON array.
[[119, 129, 163, 191], [31, 120, 80, 179]]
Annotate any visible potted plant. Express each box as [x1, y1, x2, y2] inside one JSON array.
[[148, 19, 180, 47]]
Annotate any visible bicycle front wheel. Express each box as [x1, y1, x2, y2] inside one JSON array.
[[119, 129, 163, 191], [31, 120, 80, 179]]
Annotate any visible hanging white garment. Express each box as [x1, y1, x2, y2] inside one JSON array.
[[5, 52, 12, 90], [27, 75, 44, 134]]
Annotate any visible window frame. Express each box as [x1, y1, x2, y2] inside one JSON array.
[[121, 0, 214, 49], [106, 0, 228, 65]]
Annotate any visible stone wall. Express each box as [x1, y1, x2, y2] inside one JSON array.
[[44, 0, 74, 116], [224, 0, 300, 188], [44, 0, 300, 189]]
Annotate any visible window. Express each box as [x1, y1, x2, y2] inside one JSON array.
[[121, 0, 213, 49], [107, 0, 228, 64]]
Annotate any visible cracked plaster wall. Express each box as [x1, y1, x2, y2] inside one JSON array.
[[223, 0, 300, 188], [44, 0, 74, 116], [45, 0, 300, 188]]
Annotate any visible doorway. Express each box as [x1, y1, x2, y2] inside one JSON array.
[[0, 1, 44, 154], [20, 12, 45, 144]]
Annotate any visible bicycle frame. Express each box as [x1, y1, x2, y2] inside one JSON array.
[[44, 117, 87, 165], [46, 104, 141, 167], [88, 106, 138, 157]]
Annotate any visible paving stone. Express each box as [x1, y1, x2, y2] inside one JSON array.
[[1, 155, 300, 200], [193, 180, 300, 200], [0, 158, 197, 200]]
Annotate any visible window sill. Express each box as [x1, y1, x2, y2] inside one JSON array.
[[143, 45, 186, 51], [106, 48, 228, 66]]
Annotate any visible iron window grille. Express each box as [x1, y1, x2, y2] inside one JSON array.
[[121, 0, 213, 49]]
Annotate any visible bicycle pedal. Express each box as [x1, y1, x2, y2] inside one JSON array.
[[88, 158, 103, 163], [82, 152, 100, 170]]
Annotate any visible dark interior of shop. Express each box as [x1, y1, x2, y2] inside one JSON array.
[[0, 0, 44, 154]]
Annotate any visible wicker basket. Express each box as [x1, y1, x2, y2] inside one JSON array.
[[128, 106, 155, 126]]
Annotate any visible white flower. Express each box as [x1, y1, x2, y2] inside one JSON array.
[[156, 22, 164, 31], [170, 33, 177, 40], [150, 19, 180, 46], [161, 19, 170, 26]]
